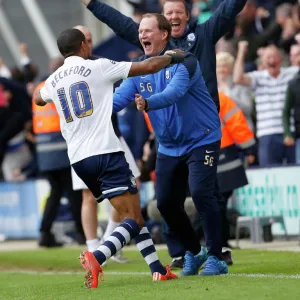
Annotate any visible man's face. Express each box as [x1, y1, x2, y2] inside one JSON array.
[[262, 47, 282, 69], [163, 1, 189, 38], [290, 46, 300, 66], [139, 17, 168, 57]]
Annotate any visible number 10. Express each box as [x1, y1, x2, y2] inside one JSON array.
[[57, 81, 93, 123]]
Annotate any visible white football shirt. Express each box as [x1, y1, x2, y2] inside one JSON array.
[[40, 56, 132, 164]]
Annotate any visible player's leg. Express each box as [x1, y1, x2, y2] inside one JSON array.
[[95, 153, 175, 279], [102, 207, 128, 263], [71, 167, 99, 251], [82, 189, 99, 251], [73, 152, 176, 288], [187, 141, 228, 276], [156, 152, 206, 276], [101, 136, 140, 263]]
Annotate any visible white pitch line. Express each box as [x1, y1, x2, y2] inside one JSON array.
[[228, 273, 300, 280], [2, 270, 300, 280]]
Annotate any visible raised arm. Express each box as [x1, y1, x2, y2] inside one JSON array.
[[204, 0, 247, 44], [81, 0, 141, 48], [233, 41, 252, 87]]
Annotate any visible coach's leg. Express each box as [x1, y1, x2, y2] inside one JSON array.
[[163, 220, 186, 262], [159, 153, 188, 259], [187, 142, 228, 276], [156, 152, 201, 256]]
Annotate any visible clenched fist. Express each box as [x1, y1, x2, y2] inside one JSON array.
[[135, 94, 149, 112], [238, 41, 249, 55], [164, 49, 185, 64]]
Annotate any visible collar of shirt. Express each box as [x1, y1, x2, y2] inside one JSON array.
[[64, 56, 86, 65]]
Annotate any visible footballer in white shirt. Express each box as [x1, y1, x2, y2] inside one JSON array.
[[33, 27, 183, 288]]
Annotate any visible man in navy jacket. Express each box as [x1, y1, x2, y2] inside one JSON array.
[[113, 13, 227, 276], [80, 0, 247, 111]]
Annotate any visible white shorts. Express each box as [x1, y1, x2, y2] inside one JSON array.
[[71, 136, 141, 190]]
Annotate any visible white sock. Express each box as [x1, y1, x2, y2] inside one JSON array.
[[103, 219, 120, 241], [86, 239, 100, 252]]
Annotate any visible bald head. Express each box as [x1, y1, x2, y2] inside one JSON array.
[[73, 25, 93, 56]]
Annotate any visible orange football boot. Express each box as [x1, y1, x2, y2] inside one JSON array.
[[78, 251, 104, 288], [152, 265, 178, 281]]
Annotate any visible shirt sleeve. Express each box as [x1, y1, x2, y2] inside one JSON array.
[[99, 59, 132, 83], [113, 77, 137, 113], [146, 55, 197, 110], [247, 70, 262, 90], [40, 83, 53, 103]]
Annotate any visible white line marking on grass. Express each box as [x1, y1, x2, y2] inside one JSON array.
[[2, 270, 300, 279], [228, 273, 300, 280]]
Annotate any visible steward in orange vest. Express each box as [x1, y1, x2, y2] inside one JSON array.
[[217, 92, 256, 193], [32, 81, 69, 171]]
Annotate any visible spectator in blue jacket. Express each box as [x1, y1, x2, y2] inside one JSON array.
[[113, 13, 227, 277]]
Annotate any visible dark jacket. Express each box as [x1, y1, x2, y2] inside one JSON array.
[[87, 0, 247, 111], [0, 78, 32, 147], [283, 71, 300, 138]]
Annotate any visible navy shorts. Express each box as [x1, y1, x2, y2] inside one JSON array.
[[72, 152, 138, 202]]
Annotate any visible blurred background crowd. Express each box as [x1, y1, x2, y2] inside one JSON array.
[[0, 0, 300, 246]]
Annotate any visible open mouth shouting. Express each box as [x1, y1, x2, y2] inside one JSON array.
[[142, 41, 153, 55], [171, 22, 182, 36]]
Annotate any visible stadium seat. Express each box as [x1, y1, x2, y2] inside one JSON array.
[[236, 215, 288, 246]]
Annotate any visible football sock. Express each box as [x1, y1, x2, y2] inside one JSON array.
[[86, 239, 99, 252], [135, 227, 166, 275], [93, 218, 140, 265], [103, 219, 120, 241]]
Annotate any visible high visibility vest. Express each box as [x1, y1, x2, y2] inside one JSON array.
[[32, 81, 69, 172], [217, 92, 255, 193], [219, 92, 255, 149], [32, 81, 60, 134], [143, 111, 153, 133]]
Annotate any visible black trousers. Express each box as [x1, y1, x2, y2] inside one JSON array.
[[40, 167, 83, 235], [156, 141, 222, 258], [220, 190, 233, 247]]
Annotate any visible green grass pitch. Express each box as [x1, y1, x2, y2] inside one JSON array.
[[0, 248, 299, 300]]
